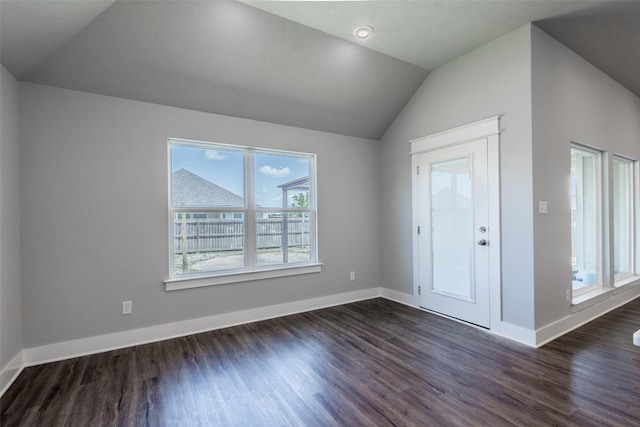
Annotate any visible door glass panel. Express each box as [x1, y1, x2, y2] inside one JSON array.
[[431, 156, 473, 300]]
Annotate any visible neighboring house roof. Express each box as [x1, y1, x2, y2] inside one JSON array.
[[172, 168, 243, 207]]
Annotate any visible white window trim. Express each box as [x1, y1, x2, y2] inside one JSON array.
[[571, 277, 640, 312], [571, 143, 604, 300], [570, 146, 640, 305], [165, 138, 320, 291], [165, 262, 323, 291], [612, 155, 636, 285]]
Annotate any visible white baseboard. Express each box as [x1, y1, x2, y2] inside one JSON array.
[[382, 287, 640, 348], [380, 288, 538, 347], [0, 350, 24, 398], [536, 285, 640, 347], [491, 322, 537, 347], [23, 287, 383, 367], [380, 287, 420, 308]]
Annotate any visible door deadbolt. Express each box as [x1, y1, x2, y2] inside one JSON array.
[[477, 239, 488, 246], [479, 226, 487, 233]]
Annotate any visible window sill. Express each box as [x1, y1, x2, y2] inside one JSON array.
[[164, 263, 323, 291], [571, 287, 612, 309], [571, 277, 640, 313], [615, 275, 640, 288]]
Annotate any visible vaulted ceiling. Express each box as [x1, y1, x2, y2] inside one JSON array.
[[2, 0, 638, 140]]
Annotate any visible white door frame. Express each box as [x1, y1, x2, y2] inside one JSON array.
[[411, 116, 501, 330]]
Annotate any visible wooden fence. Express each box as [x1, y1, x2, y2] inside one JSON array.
[[173, 217, 310, 253]]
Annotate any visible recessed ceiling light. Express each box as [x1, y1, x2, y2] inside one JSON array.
[[353, 25, 374, 40]]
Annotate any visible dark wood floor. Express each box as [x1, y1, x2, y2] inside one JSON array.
[[2, 297, 639, 426]]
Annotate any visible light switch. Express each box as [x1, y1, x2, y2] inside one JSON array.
[[539, 200, 548, 214]]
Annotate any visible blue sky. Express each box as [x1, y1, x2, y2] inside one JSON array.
[[171, 144, 310, 208]]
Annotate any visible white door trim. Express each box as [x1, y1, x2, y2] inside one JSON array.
[[411, 117, 501, 330], [410, 116, 500, 154]]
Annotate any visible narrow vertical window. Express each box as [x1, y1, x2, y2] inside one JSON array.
[[570, 145, 602, 293], [613, 156, 635, 283]]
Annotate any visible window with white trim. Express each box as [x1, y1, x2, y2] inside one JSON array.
[[569, 143, 640, 303], [168, 139, 317, 280], [613, 156, 635, 284], [570, 144, 602, 295]]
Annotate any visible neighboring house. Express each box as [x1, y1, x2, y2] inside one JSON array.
[[172, 168, 243, 219]]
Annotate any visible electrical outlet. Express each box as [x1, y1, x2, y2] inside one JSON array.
[[565, 290, 571, 302], [349, 271, 355, 281], [122, 300, 132, 315], [539, 200, 548, 214]]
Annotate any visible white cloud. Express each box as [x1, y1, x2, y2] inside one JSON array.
[[259, 165, 291, 178], [204, 150, 227, 160]]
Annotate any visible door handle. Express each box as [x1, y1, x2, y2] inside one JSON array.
[[477, 239, 488, 246]]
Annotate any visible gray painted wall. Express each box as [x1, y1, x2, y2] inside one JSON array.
[[0, 66, 23, 374], [379, 24, 536, 329], [531, 26, 640, 329], [19, 83, 382, 347]]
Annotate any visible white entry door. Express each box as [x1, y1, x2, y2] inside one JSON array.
[[415, 138, 490, 327]]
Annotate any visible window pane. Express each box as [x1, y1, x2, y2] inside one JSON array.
[[257, 214, 284, 266], [256, 212, 311, 266], [254, 152, 311, 208], [171, 144, 244, 208], [613, 158, 633, 279], [288, 212, 312, 264], [173, 212, 244, 274], [570, 147, 600, 291]]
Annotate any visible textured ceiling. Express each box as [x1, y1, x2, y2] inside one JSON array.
[[1, 0, 638, 140]]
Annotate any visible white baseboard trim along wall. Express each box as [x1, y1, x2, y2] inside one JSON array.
[[382, 288, 539, 347], [0, 287, 382, 396], [380, 287, 420, 308], [535, 285, 640, 347], [3, 285, 639, 397], [23, 287, 382, 367], [0, 350, 24, 397]]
